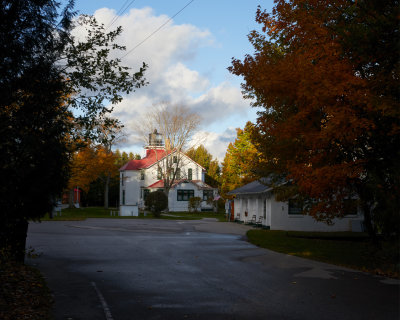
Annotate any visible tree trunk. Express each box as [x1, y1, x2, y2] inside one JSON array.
[[356, 183, 379, 245], [104, 174, 110, 209], [68, 188, 74, 208], [361, 201, 379, 245], [0, 218, 28, 263], [163, 187, 170, 213]]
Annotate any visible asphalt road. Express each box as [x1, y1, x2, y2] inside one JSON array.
[[26, 218, 399, 320]]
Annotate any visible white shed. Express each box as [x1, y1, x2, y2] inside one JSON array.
[[228, 179, 364, 232]]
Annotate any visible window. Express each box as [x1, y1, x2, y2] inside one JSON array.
[[177, 190, 194, 201], [176, 168, 181, 179], [121, 173, 124, 186], [122, 190, 125, 205], [173, 156, 177, 163], [188, 168, 192, 180], [203, 190, 213, 201], [157, 167, 162, 180], [140, 170, 144, 180], [288, 199, 302, 215]]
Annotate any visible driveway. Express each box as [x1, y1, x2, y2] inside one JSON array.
[[26, 218, 399, 320]]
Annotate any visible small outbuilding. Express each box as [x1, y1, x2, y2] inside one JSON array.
[[228, 179, 364, 232]]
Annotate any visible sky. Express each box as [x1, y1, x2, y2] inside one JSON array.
[[69, 0, 275, 161]]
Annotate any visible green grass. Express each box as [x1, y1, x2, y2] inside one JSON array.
[[247, 230, 400, 278], [41, 207, 227, 222], [41, 207, 119, 220], [160, 211, 227, 222]]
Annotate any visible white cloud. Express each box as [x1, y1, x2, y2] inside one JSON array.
[[190, 82, 250, 125], [191, 128, 237, 162], [164, 63, 209, 93], [94, 7, 212, 77], [75, 7, 253, 160]]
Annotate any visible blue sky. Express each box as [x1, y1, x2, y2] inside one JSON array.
[[69, 0, 275, 160]]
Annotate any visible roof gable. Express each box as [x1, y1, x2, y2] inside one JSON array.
[[228, 178, 272, 195], [119, 149, 206, 171], [119, 149, 167, 171]]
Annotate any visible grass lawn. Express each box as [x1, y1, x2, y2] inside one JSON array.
[[41, 207, 227, 222], [160, 211, 227, 222], [41, 207, 120, 221], [247, 230, 400, 278]]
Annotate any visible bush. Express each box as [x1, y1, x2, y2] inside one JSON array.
[[188, 197, 202, 213], [145, 191, 168, 217], [217, 198, 225, 213]]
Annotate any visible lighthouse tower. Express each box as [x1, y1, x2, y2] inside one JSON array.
[[145, 129, 164, 149]]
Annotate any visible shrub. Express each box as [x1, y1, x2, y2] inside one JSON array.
[[217, 198, 225, 213], [145, 191, 168, 217], [188, 197, 202, 213]]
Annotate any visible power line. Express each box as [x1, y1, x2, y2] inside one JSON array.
[[121, 0, 195, 58], [106, 0, 137, 30]]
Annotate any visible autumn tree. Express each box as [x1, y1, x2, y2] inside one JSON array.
[[0, 0, 147, 261], [138, 102, 201, 202], [68, 143, 99, 206], [68, 142, 117, 208], [93, 118, 125, 208], [220, 122, 261, 197], [229, 0, 400, 238], [186, 145, 221, 188]]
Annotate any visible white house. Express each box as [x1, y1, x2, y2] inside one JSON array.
[[228, 179, 364, 232], [119, 132, 217, 216]]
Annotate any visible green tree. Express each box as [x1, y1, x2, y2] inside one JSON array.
[[0, 0, 147, 261], [220, 122, 261, 197], [186, 145, 221, 188], [121, 152, 129, 164], [145, 191, 168, 218]]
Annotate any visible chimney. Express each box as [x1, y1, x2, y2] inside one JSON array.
[[165, 138, 171, 150]]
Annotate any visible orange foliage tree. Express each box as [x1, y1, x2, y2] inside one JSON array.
[[68, 143, 118, 208], [229, 0, 400, 237], [221, 122, 261, 197]]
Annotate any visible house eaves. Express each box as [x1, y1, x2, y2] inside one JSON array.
[[227, 178, 274, 196]]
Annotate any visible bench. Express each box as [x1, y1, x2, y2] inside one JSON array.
[[234, 213, 241, 223], [246, 215, 257, 225]]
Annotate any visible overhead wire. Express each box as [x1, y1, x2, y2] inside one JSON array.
[[121, 0, 195, 58], [106, 0, 137, 30]]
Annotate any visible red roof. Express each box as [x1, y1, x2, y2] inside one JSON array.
[[147, 180, 165, 188], [119, 149, 206, 172], [119, 149, 167, 171]]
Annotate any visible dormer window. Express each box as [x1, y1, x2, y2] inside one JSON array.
[[140, 170, 145, 180]]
